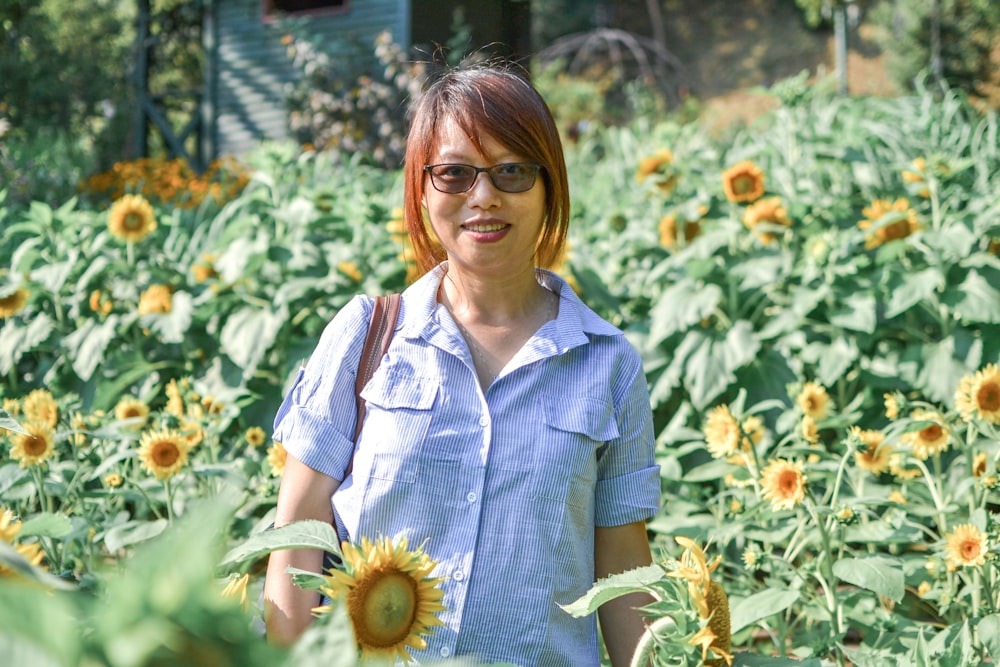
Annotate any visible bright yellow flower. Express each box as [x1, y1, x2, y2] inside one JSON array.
[[759, 459, 807, 510], [901, 157, 926, 183], [0, 509, 45, 577], [107, 194, 157, 243], [137, 428, 191, 480], [800, 415, 820, 444], [0, 286, 30, 318], [954, 364, 1000, 425], [338, 261, 363, 283], [916, 581, 931, 597], [658, 213, 701, 249], [22, 389, 59, 428], [888, 490, 907, 504], [902, 409, 950, 460], [2, 398, 19, 415], [884, 393, 900, 420], [796, 382, 831, 420], [636, 149, 678, 193], [221, 573, 250, 610], [851, 426, 893, 475], [103, 473, 123, 487], [10, 423, 56, 468], [89, 289, 112, 317], [667, 537, 732, 666], [245, 426, 266, 447], [944, 524, 988, 571], [314, 535, 447, 663], [180, 420, 204, 448], [165, 379, 185, 417], [267, 441, 287, 477], [114, 396, 150, 429], [721, 160, 765, 203], [703, 405, 740, 459], [743, 196, 791, 244], [138, 284, 173, 315], [858, 198, 920, 249], [973, 452, 988, 477]]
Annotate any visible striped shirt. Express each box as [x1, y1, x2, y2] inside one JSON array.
[[273, 263, 660, 666]]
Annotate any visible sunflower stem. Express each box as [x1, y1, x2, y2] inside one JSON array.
[[914, 458, 947, 535], [164, 478, 175, 523]]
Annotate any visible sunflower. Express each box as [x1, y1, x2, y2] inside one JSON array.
[[10, 423, 56, 468], [888, 490, 907, 505], [314, 535, 447, 663], [221, 573, 250, 611], [103, 473, 123, 488], [0, 286, 29, 318], [667, 536, 732, 666], [165, 379, 185, 417], [267, 441, 287, 477], [338, 261, 363, 283], [759, 459, 807, 510], [944, 524, 989, 571], [703, 405, 741, 459], [902, 409, 950, 460], [796, 382, 831, 420], [884, 392, 901, 420], [973, 452, 988, 477], [138, 284, 173, 315], [743, 196, 791, 244], [22, 389, 59, 428], [850, 426, 893, 475], [636, 149, 678, 193], [0, 509, 45, 577], [954, 363, 1000, 425], [901, 157, 926, 184], [107, 194, 157, 243], [89, 289, 112, 317], [659, 213, 701, 249], [245, 426, 266, 447], [191, 261, 218, 283], [721, 160, 765, 203], [857, 198, 920, 249], [180, 420, 204, 448], [114, 396, 149, 429], [137, 428, 190, 480], [800, 415, 820, 444]]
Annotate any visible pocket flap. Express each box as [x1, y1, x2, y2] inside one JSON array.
[[543, 396, 619, 441], [360, 370, 438, 411]]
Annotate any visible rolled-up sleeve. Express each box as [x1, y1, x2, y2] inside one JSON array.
[[272, 295, 370, 481], [594, 352, 660, 527]]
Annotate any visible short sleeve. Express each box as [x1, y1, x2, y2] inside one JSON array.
[[271, 295, 372, 481], [594, 349, 661, 527]]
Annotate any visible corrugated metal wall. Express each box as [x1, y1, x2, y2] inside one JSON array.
[[211, 0, 408, 157]]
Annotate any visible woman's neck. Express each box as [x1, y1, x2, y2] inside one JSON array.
[[439, 263, 552, 326]]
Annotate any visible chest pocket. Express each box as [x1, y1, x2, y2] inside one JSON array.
[[357, 369, 439, 482], [534, 396, 619, 507]]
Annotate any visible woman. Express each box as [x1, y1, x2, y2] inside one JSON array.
[[264, 63, 660, 667]]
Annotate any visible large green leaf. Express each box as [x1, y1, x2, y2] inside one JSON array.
[[679, 320, 761, 410], [884, 267, 941, 319], [944, 269, 1000, 324], [1, 409, 28, 435], [145, 291, 194, 344], [220, 304, 287, 374], [648, 280, 721, 343], [828, 292, 876, 333], [62, 315, 120, 381], [730, 588, 800, 633], [832, 555, 904, 602], [978, 614, 1000, 660], [0, 313, 54, 375], [558, 565, 663, 617], [103, 519, 169, 553], [218, 520, 343, 571], [19, 513, 72, 539]]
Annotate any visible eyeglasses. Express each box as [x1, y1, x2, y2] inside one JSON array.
[[423, 162, 543, 194]]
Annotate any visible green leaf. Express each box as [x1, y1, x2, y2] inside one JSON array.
[[730, 588, 799, 633], [0, 541, 75, 591], [1, 410, 28, 436], [978, 614, 1000, 659], [885, 267, 940, 319], [218, 520, 343, 571], [145, 291, 194, 344], [648, 280, 721, 343], [558, 564, 663, 617], [0, 314, 54, 375], [944, 269, 1000, 324], [103, 519, 169, 553], [62, 315, 120, 382], [220, 304, 287, 374], [832, 555, 904, 602], [828, 292, 876, 333], [680, 320, 761, 410], [19, 513, 72, 539]]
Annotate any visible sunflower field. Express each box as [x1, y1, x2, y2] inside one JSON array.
[[2, 73, 1000, 666]]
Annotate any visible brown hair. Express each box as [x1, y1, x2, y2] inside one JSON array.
[[403, 64, 570, 275]]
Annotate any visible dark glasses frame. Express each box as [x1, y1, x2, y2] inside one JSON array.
[[423, 162, 543, 194]]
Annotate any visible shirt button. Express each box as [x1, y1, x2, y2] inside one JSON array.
[[453, 571, 465, 582], [466, 491, 477, 503], [440, 647, 451, 658], [479, 415, 489, 427]]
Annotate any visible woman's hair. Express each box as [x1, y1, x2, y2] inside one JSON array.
[[403, 63, 570, 275]]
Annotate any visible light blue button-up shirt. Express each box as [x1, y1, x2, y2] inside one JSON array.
[[273, 264, 660, 666]]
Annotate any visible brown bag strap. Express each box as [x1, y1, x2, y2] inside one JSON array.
[[346, 293, 401, 474]]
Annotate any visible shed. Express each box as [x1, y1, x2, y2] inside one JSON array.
[[203, 0, 532, 158]]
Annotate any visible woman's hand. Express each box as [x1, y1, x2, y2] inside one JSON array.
[[263, 454, 340, 645], [594, 521, 655, 667]]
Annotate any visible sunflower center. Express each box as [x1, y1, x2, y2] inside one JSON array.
[[920, 424, 942, 442], [977, 382, 1000, 411], [23, 435, 46, 456], [349, 569, 418, 648], [733, 175, 755, 194], [123, 212, 145, 230], [151, 441, 180, 466], [779, 471, 799, 493], [960, 539, 981, 561]]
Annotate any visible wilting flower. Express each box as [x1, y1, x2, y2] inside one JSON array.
[[973, 452, 988, 477], [314, 535, 447, 663], [0, 286, 30, 318], [114, 396, 150, 429], [0, 509, 45, 577], [636, 149, 678, 193], [797, 382, 831, 420], [902, 410, 950, 460], [10, 423, 56, 468], [850, 426, 893, 475], [659, 213, 701, 249], [858, 198, 920, 249], [22, 389, 59, 429], [245, 426, 266, 447], [954, 364, 1000, 425], [944, 524, 989, 571], [743, 197, 791, 244], [668, 536, 732, 666], [759, 459, 807, 510], [338, 261, 363, 283], [107, 194, 157, 243], [137, 428, 191, 480], [138, 284, 173, 315], [721, 160, 765, 203], [267, 441, 287, 477], [221, 573, 250, 610]]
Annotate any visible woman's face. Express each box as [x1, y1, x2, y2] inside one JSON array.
[[422, 116, 546, 276]]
